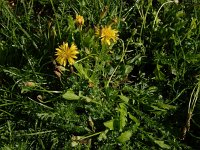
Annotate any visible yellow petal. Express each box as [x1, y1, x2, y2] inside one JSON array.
[[68, 57, 75, 65]]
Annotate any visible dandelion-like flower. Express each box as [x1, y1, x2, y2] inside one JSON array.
[[55, 42, 79, 67], [97, 25, 118, 45], [75, 15, 84, 26]]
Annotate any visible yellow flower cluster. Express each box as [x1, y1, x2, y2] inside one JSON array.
[[55, 14, 119, 68], [55, 14, 85, 67]]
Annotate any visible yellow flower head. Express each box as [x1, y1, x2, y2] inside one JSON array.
[[75, 15, 84, 26], [98, 25, 119, 45], [55, 42, 79, 67]]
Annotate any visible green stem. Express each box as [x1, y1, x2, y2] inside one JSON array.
[[18, 130, 56, 136], [153, 1, 174, 29], [106, 39, 126, 87], [28, 87, 63, 94], [50, 0, 61, 39], [80, 131, 103, 140], [75, 54, 97, 63]]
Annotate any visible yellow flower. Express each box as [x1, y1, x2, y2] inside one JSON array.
[[55, 42, 79, 66], [99, 25, 118, 45], [24, 81, 36, 87], [75, 15, 84, 26]]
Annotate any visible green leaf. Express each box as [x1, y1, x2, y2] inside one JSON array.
[[62, 90, 80, 100], [150, 105, 166, 111], [154, 64, 165, 81], [74, 63, 89, 80], [124, 65, 133, 75], [176, 10, 185, 18], [117, 130, 132, 143], [190, 17, 197, 29], [157, 102, 176, 110], [118, 103, 127, 131], [154, 140, 171, 149], [147, 86, 158, 93], [81, 96, 92, 102], [128, 113, 140, 126], [98, 130, 108, 141], [118, 95, 129, 103], [21, 87, 31, 93], [67, 15, 75, 31], [104, 119, 114, 130]]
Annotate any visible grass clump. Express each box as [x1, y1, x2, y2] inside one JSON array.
[[0, 0, 200, 149]]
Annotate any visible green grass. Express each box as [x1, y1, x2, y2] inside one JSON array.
[[0, 0, 200, 149]]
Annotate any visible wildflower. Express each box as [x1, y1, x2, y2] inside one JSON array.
[[55, 42, 79, 67], [24, 81, 36, 87], [75, 15, 84, 26], [97, 25, 119, 45], [54, 65, 66, 78], [54, 69, 62, 78]]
